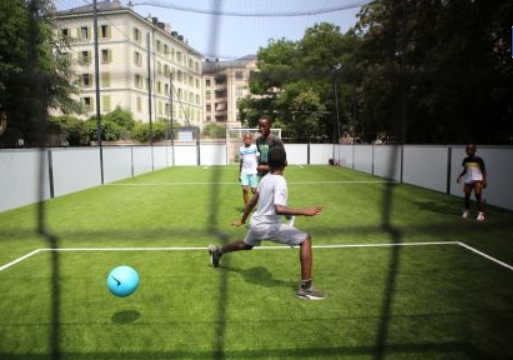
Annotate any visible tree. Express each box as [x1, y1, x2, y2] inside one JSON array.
[[240, 23, 355, 143], [354, 0, 513, 144], [0, 0, 80, 147]]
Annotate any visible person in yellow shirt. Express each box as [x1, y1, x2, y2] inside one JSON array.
[[457, 143, 487, 221]]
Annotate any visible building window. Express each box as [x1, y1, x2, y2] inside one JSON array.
[[82, 97, 94, 112], [235, 71, 243, 80], [156, 40, 162, 53], [80, 50, 92, 65], [80, 26, 90, 41], [102, 96, 111, 112], [82, 74, 93, 87], [206, 79, 211, 87], [100, 25, 111, 39], [134, 51, 142, 66], [135, 74, 143, 89], [61, 28, 70, 38], [101, 72, 111, 87], [136, 97, 142, 112], [235, 85, 244, 97], [206, 104, 211, 112], [101, 49, 112, 64], [133, 27, 141, 43]]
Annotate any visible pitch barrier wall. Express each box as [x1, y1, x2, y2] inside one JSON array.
[[1, 144, 512, 213]]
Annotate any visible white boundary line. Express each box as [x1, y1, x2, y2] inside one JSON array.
[[106, 180, 386, 186], [457, 241, 513, 271], [1, 241, 512, 273], [0, 249, 42, 272]]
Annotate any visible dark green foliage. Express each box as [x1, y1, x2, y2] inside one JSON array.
[[0, 0, 80, 147], [202, 122, 226, 139]]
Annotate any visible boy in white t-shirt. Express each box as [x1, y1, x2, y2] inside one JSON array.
[[238, 133, 259, 207], [208, 146, 325, 300]]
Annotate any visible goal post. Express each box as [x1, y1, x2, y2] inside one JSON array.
[[226, 127, 282, 164]]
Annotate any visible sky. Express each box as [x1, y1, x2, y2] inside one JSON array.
[[124, 0, 370, 60]]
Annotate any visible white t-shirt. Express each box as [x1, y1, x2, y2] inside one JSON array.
[[250, 174, 287, 227], [239, 144, 259, 175]]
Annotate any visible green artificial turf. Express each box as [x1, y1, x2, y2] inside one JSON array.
[[0, 165, 512, 360]]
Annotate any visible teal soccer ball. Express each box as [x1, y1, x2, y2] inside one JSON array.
[[107, 266, 139, 297]]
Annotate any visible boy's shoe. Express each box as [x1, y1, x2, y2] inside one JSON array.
[[208, 245, 222, 267], [461, 210, 469, 219], [297, 285, 326, 300], [285, 215, 295, 227], [476, 212, 485, 222]]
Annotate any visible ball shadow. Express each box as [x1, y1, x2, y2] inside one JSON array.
[[111, 310, 141, 324]]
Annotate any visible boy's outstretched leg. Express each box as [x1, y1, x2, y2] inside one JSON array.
[[296, 236, 325, 300], [208, 240, 253, 268]]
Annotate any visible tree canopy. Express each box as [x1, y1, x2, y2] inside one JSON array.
[[240, 1, 513, 144]]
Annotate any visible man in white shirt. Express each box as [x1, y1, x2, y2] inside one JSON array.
[[209, 146, 326, 300]]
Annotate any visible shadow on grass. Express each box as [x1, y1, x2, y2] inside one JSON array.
[[111, 310, 141, 324], [223, 265, 295, 289], [0, 341, 503, 360]]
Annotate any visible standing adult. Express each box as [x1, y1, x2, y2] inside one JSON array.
[[255, 115, 294, 226], [255, 115, 284, 178]]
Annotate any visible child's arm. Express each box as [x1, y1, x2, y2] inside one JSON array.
[[456, 166, 466, 183], [275, 204, 323, 217], [232, 191, 260, 226], [481, 161, 487, 188]]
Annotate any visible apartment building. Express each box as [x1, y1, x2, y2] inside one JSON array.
[[202, 56, 257, 129], [56, 0, 203, 127]]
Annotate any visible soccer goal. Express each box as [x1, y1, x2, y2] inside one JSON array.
[[226, 127, 282, 164]]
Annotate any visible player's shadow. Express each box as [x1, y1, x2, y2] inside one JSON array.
[[111, 310, 141, 324], [226, 266, 294, 289]]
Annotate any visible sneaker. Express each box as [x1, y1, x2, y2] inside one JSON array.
[[208, 244, 221, 268], [297, 285, 326, 300], [477, 212, 485, 222], [462, 210, 469, 219], [285, 215, 295, 227]]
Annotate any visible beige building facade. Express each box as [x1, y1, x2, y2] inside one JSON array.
[[202, 56, 257, 129], [56, 0, 203, 127]]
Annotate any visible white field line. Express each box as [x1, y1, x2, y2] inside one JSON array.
[[457, 241, 513, 271], [106, 180, 386, 186], [2, 241, 512, 272], [0, 249, 42, 273]]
